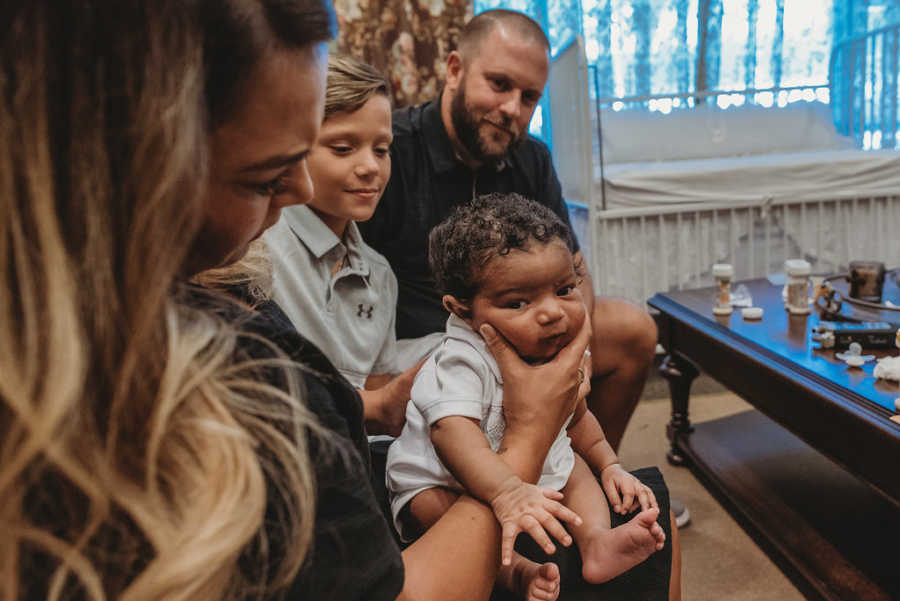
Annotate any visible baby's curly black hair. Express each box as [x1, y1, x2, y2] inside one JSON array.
[[428, 192, 578, 300]]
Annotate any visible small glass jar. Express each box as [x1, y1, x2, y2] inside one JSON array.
[[784, 259, 811, 314], [712, 263, 734, 315]]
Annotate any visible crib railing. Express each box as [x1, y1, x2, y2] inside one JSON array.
[[830, 22, 900, 150], [591, 84, 832, 165], [587, 76, 832, 210], [591, 195, 900, 304], [591, 82, 831, 113]]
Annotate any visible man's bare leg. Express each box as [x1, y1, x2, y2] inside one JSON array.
[[563, 455, 665, 583], [668, 509, 682, 601], [588, 297, 658, 452], [407, 488, 561, 601]]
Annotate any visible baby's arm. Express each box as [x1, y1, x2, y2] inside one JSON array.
[[566, 398, 658, 514], [430, 415, 581, 565]]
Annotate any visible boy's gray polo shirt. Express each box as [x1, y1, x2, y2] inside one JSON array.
[[264, 205, 398, 388]]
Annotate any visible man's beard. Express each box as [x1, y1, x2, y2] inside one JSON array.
[[449, 84, 522, 167]]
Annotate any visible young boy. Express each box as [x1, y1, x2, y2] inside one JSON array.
[[386, 193, 665, 601], [264, 55, 415, 437]]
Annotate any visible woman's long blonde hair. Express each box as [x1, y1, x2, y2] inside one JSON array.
[[0, 1, 334, 599]]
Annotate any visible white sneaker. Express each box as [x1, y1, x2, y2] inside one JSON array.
[[671, 497, 691, 528]]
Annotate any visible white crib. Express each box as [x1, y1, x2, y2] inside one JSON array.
[[548, 38, 900, 305], [593, 196, 900, 303]]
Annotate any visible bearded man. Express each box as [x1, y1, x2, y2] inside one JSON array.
[[359, 10, 674, 504]]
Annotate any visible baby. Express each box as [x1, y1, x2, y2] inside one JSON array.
[[386, 193, 665, 601]]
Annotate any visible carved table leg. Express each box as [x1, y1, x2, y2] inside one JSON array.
[[659, 353, 699, 466]]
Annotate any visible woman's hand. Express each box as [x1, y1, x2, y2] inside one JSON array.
[[480, 313, 592, 452], [600, 464, 659, 515]]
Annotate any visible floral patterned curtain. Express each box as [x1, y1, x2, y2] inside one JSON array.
[[334, 0, 473, 108]]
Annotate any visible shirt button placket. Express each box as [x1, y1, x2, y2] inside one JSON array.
[[326, 247, 346, 313]]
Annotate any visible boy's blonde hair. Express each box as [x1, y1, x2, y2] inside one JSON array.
[[325, 55, 391, 119]]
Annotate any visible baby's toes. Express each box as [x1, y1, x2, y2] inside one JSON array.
[[526, 562, 560, 601], [650, 521, 666, 548]]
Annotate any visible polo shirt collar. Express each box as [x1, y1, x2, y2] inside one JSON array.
[[423, 94, 511, 175], [280, 205, 370, 276], [342, 222, 369, 275]]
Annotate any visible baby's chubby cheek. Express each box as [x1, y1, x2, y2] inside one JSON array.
[[568, 299, 587, 337]]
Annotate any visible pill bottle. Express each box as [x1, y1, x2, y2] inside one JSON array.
[[784, 259, 811, 314], [712, 263, 733, 315]]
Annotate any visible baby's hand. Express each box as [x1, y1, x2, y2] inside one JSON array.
[[600, 464, 659, 515], [490, 477, 582, 565]]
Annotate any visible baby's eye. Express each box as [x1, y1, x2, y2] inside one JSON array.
[[505, 300, 527, 309], [374, 146, 390, 157], [330, 144, 353, 154], [557, 285, 575, 297]]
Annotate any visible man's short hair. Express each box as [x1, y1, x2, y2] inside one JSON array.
[[457, 9, 550, 60]]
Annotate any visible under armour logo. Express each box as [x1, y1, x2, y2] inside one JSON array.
[[357, 304, 374, 319]]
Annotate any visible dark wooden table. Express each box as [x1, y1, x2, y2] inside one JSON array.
[[649, 278, 900, 601]]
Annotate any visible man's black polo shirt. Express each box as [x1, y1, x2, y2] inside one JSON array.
[[358, 96, 578, 340]]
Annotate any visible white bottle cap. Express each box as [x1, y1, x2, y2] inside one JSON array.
[[741, 307, 763, 320], [845, 355, 865, 367], [712, 263, 733, 278], [784, 259, 811, 277]]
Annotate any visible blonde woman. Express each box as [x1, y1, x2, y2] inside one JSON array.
[[2, 1, 333, 599], [2, 2, 593, 601]]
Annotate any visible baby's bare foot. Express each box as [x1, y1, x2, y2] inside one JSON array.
[[499, 555, 561, 601], [580, 507, 665, 584], [520, 561, 560, 601]]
